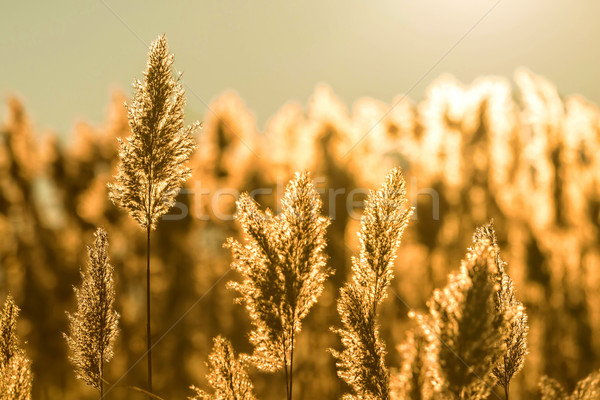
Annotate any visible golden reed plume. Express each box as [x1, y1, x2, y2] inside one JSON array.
[[0, 296, 32, 400], [540, 369, 600, 400], [190, 336, 257, 400], [108, 34, 199, 231], [64, 228, 119, 398], [332, 168, 412, 400], [409, 223, 527, 400], [226, 171, 330, 400], [107, 34, 199, 395]]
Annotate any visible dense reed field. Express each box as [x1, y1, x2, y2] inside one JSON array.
[[1, 35, 599, 399]]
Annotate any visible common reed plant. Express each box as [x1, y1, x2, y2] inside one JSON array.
[[481, 224, 529, 400], [540, 369, 600, 400], [190, 336, 256, 400], [107, 34, 198, 393], [390, 329, 431, 400], [390, 327, 435, 400], [332, 168, 412, 400], [64, 227, 119, 398], [410, 224, 525, 400], [0, 296, 32, 400], [226, 171, 330, 400]]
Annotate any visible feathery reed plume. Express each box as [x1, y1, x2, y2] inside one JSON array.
[[390, 328, 435, 400], [189, 336, 256, 400], [0, 296, 32, 400], [414, 227, 510, 400], [332, 168, 412, 400], [0, 296, 19, 367], [540, 369, 600, 400], [474, 224, 529, 400], [65, 228, 119, 398], [107, 34, 198, 393], [0, 351, 32, 400], [227, 171, 330, 400], [539, 376, 568, 400]]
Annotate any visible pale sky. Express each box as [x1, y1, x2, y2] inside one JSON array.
[[1, 0, 599, 136]]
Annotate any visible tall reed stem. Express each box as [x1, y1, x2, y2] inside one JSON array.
[[288, 335, 294, 400], [146, 225, 153, 396], [100, 360, 103, 399]]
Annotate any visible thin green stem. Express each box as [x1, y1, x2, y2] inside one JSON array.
[[146, 225, 153, 397], [100, 359, 104, 400], [99, 248, 106, 400], [283, 347, 289, 400], [289, 333, 294, 400]]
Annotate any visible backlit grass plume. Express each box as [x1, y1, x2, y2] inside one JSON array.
[[332, 168, 412, 400], [0, 296, 32, 400], [65, 228, 119, 398], [227, 171, 330, 400], [475, 224, 528, 400], [108, 34, 198, 230], [189, 336, 256, 400], [0, 351, 32, 400], [0, 296, 20, 367], [540, 369, 600, 400], [390, 327, 436, 400], [107, 34, 198, 393], [413, 226, 511, 400]]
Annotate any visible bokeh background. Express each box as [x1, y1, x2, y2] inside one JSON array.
[[2, 1, 600, 135], [1, 1, 600, 399]]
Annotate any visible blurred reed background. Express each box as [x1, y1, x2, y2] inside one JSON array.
[[1, 70, 599, 398]]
